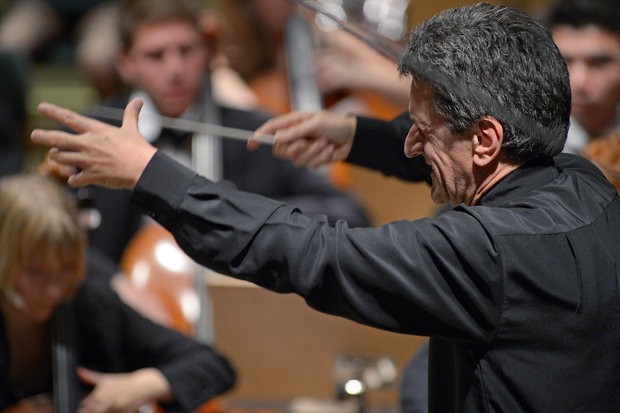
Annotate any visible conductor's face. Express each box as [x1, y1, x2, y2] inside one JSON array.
[[116, 19, 209, 118], [404, 81, 475, 206]]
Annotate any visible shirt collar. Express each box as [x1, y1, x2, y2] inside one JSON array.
[[476, 158, 558, 207], [129, 89, 202, 143]]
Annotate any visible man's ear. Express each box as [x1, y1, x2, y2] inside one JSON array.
[[114, 50, 135, 85], [472, 116, 503, 167]]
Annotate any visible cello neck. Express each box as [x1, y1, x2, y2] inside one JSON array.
[[51, 301, 81, 413]]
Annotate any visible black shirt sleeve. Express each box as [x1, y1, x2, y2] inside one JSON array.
[[75, 275, 236, 412], [347, 114, 432, 184]]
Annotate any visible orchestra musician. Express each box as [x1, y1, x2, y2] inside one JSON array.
[[87, 0, 371, 264], [0, 174, 236, 413]]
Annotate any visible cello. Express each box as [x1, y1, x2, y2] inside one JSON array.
[[581, 132, 620, 193], [1, 302, 81, 413]]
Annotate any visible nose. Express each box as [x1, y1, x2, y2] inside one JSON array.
[[404, 125, 424, 158], [164, 50, 185, 74]]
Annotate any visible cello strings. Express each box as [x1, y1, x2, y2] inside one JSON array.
[[90, 105, 275, 145]]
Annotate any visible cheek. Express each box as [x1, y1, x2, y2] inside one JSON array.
[[427, 143, 449, 170], [143, 65, 167, 85], [129, 66, 161, 92], [12, 277, 40, 311], [12, 275, 31, 298], [185, 56, 208, 81], [431, 152, 461, 187], [603, 69, 620, 95], [592, 67, 620, 94]]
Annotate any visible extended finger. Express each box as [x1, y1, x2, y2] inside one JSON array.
[[246, 139, 261, 151], [307, 141, 337, 169], [255, 111, 313, 138], [272, 114, 333, 145], [273, 139, 308, 161], [37, 102, 105, 134], [47, 149, 96, 187], [289, 136, 329, 167], [77, 366, 103, 385], [66, 172, 90, 188], [47, 146, 88, 168], [121, 98, 143, 133], [31, 129, 89, 152]]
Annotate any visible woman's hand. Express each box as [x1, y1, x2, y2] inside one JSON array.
[[77, 366, 172, 413]]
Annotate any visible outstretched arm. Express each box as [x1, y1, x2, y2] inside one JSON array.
[[30, 99, 156, 189]]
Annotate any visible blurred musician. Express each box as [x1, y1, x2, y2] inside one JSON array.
[[0, 174, 235, 413]]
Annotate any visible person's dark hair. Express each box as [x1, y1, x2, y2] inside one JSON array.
[[119, 0, 200, 48], [398, 2, 571, 163], [544, 0, 620, 41]]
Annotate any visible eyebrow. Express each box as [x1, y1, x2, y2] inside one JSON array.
[[586, 54, 616, 63], [564, 52, 616, 62], [409, 113, 431, 130]]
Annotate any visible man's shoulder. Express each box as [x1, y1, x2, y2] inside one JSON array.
[[467, 154, 618, 236]]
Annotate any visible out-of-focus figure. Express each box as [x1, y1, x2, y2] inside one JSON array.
[[0, 0, 122, 98], [544, 0, 620, 153], [0, 173, 236, 413]]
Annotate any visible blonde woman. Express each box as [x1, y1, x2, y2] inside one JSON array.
[[0, 174, 235, 413]]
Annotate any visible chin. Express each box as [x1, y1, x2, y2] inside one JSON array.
[[158, 98, 191, 118], [160, 105, 184, 118]]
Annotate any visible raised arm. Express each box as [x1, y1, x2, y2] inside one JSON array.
[[30, 99, 156, 189]]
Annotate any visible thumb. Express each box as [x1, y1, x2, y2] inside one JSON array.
[[77, 366, 104, 386], [122, 98, 144, 133]]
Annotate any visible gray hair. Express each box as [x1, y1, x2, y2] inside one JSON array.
[[398, 2, 571, 163]]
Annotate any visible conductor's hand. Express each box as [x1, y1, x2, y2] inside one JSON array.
[[30, 99, 157, 190], [77, 367, 172, 413], [251, 111, 357, 169]]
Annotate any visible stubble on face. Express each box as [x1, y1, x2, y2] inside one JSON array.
[[406, 82, 476, 206]]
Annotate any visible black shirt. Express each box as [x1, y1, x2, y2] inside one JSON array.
[[131, 115, 620, 412]]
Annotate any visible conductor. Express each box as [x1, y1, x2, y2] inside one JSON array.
[[31, 3, 620, 412]]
